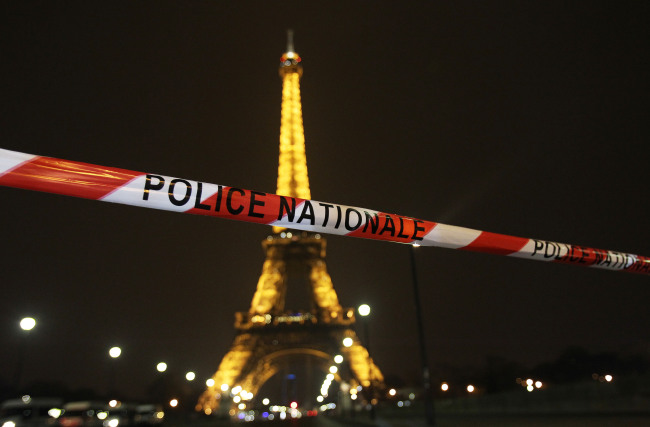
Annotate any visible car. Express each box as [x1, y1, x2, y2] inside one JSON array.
[[0, 397, 63, 427], [58, 402, 106, 427], [133, 405, 163, 426]]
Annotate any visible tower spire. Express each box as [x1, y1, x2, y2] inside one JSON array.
[[276, 31, 309, 201], [286, 29, 294, 53]]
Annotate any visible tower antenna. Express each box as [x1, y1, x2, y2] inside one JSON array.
[[286, 29, 294, 53]]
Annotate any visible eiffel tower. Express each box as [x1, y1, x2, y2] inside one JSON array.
[[196, 33, 384, 416]]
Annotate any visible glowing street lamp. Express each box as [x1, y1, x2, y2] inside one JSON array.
[[108, 346, 122, 396], [109, 347, 122, 359], [14, 317, 38, 391], [20, 317, 36, 331], [358, 304, 370, 317], [357, 304, 371, 351]]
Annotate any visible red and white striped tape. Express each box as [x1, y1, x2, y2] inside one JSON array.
[[1, 148, 648, 275]]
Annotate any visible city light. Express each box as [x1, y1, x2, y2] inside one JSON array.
[[441, 383, 449, 391], [206, 379, 215, 387], [169, 399, 178, 408], [334, 354, 343, 364], [358, 304, 370, 317], [329, 365, 338, 374], [388, 388, 396, 396], [157, 362, 167, 372], [185, 372, 195, 381], [342, 337, 353, 347], [467, 385, 475, 393], [262, 398, 270, 406], [108, 347, 121, 359], [19, 317, 36, 331]]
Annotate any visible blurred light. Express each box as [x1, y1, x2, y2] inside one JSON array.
[[527, 385, 534, 392], [334, 355, 343, 364], [97, 411, 108, 420], [441, 383, 449, 391], [206, 379, 215, 387], [3, 421, 16, 427], [605, 375, 613, 382], [343, 337, 353, 347], [316, 396, 323, 403], [238, 403, 245, 410], [351, 394, 357, 400], [290, 401, 298, 409], [107, 419, 119, 427], [535, 381, 542, 389], [409, 393, 415, 400], [169, 399, 178, 408], [21, 395, 31, 404], [388, 389, 396, 396], [48, 408, 62, 418], [109, 400, 118, 408], [109, 347, 121, 358], [232, 386, 242, 395], [358, 304, 370, 317], [156, 362, 167, 372], [221, 383, 229, 392], [233, 396, 241, 403], [185, 372, 195, 381], [20, 317, 36, 331], [262, 398, 270, 406], [329, 366, 338, 374], [467, 385, 475, 393], [526, 378, 533, 386]]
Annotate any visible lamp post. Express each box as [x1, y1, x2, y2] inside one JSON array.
[[108, 346, 122, 397], [409, 244, 435, 426], [13, 317, 37, 391], [357, 304, 371, 349], [357, 303, 377, 420]]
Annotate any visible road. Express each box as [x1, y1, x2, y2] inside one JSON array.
[[168, 413, 650, 427]]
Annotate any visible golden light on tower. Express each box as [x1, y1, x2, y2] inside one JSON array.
[[274, 30, 310, 233], [196, 32, 384, 416]]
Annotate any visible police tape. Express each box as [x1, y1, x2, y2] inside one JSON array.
[[1, 147, 648, 275]]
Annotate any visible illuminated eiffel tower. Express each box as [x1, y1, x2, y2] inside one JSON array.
[[196, 32, 384, 415]]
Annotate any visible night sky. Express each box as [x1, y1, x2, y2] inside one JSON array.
[[1, 2, 649, 400]]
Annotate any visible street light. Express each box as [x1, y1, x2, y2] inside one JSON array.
[[357, 303, 376, 419], [20, 317, 36, 331], [357, 304, 371, 351], [108, 346, 121, 396], [109, 347, 122, 359], [14, 317, 37, 391]]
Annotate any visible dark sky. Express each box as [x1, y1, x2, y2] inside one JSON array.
[[1, 2, 649, 399]]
